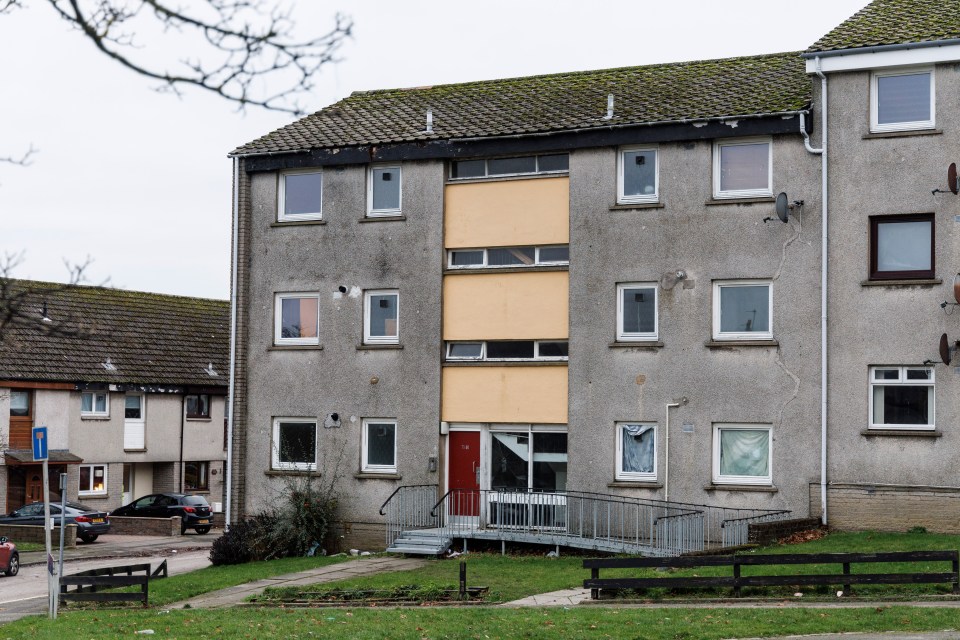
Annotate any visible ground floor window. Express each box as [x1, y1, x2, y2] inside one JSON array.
[[362, 419, 397, 473], [272, 418, 317, 471], [79, 464, 108, 495], [490, 428, 567, 492], [616, 423, 656, 481], [712, 424, 771, 485], [184, 461, 209, 491]]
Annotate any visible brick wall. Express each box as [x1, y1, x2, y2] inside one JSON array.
[[0, 524, 77, 547], [109, 516, 182, 536], [748, 517, 823, 545], [331, 520, 386, 553], [229, 160, 252, 525], [810, 483, 960, 533], [152, 462, 176, 494]]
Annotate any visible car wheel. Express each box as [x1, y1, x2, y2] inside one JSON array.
[[5, 554, 18, 577], [79, 533, 98, 544], [195, 526, 211, 535]]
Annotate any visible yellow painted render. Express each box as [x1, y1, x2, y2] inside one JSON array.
[[443, 271, 568, 340], [444, 177, 569, 248], [442, 366, 568, 424]]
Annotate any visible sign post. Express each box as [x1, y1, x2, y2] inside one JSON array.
[[32, 426, 55, 620]]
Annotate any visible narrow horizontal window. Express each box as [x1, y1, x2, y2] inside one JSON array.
[[450, 154, 569, 180], [445, 340, 568, 361], [447, 245, 569, 269]]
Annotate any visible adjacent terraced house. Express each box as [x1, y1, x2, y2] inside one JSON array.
[[226, 0, 960, 552], [0, 282, 230, 515]]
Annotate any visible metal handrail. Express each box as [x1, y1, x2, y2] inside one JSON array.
[[379, 484, 438, 516], [721, 509, 792, 527]]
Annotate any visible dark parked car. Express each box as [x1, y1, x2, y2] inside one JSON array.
[[0, 502, 110, 543], [111, 493, 214, 534]]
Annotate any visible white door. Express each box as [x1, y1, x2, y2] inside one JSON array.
[[123, 394, 145, 450]]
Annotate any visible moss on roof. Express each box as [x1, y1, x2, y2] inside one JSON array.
[[232, 51, 810, 156], [809, 0, 960, 52]]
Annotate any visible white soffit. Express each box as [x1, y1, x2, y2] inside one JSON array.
[[805, 44, 960, 73]]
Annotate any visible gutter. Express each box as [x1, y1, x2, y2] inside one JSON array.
[[801, 38, 960, 59], [225, 157, 240, 530]]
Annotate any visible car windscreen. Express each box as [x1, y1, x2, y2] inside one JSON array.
[[181, 496, 209, 506]]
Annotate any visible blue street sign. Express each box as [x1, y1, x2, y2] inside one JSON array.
[[32, 426, 48, 461]]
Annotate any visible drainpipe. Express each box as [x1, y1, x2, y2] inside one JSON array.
[[664, 402, 681, 502], [179, 394, 186, 493], [225, 157, 240, 530]]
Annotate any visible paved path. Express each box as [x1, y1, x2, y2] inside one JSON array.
[[19, 531, 218, 566], [169, 556, 427, 609]]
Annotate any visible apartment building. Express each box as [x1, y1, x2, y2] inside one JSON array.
[[227, 0, 960, 546]]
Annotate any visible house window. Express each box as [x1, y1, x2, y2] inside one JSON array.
[[450, 154, 569, 179], [368, 165, 401, 216], [871, 68, 934, 133], [9, 390, 30, 417], [362, 419, 397, 473], [713, 280, 772, 341], [490, 428, 567, 492], [713, 424, 772, 485], [80, 391, 109, 417], [616, 423, 657, 481], [185, 394, 210, 419], [78, 464, 107, 495], [617, 283, 658, 341], [363, 290, 399, 344], [184, 461, 209, 491], [713, 138, 772, 199], [869, 366, 935, 430], [272, 418, 317, 471], [448, 245, 569, 269], [445, 340, 568, 361], [278, 170, 322, 221], [870, 214, 934, 280], [274, 293, 320, 345], [124, 394, 144, 420], [618, 147, 658, 204], [123, 393, 145, 450]]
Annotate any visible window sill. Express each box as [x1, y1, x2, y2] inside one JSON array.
[[268, 344, 324, 351], [609, 203, 664, 211], [265, 469, 322, 477], [185, 489, 210, 494], [705, 339, 778, 348], [79, 494, 108, 499], [608, 481, 663, 489], [863, 129, 942, 140], [704, 483, 778, 493], [270, 219, 325, 227], [609, 341, 664, 349], [861, 278, 942, 287], [705, 196, 775, 206], [357, 343, 403, 350], [354, 472, 402, 480], [444, 265, 568, 275], [860, 429, 942, 438], [359, 215, 406, 223], [186, 417, 212, 422], [443, 360, 568, 367], [124, 449, 147, 453], [80, 415, 111, 421]]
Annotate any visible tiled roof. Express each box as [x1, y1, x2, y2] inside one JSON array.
[[809, 0, 960, 52], [232, 52, 810, 156], [0, 280, 229, 388]]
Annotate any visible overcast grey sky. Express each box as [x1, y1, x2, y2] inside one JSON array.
[[0, 0, 867, 300]]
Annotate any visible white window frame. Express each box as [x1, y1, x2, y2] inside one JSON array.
[[448, 154, 569, 180], [870, 67, 935, 133], [80, 391, 109, 417], [868, 366, 935, 430], [447, 245, 569, 269], [712, 137, 772, 199], [277, 169, 323, 222], [361, 418, 398, 473], [712, 423, 772, 486], [712, 280, 773, 341], [271, 417, 318, 471], [445, 340, 569, 361], [615, 423, 657, 482], [363, 289, 399, 345], [273, 292, 320, 346], [616, 282, 658, 342], [78, 463, 108, 496], [617, 146, 659, 205], [367, 164, 402, 217]]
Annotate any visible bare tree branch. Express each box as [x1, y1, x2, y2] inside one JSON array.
[[46, 0, 352, 115], [0, 145, 37, 166], [0, 0, 22, 15]]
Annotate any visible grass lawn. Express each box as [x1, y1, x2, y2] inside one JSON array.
[[12, 542, 44, 552]]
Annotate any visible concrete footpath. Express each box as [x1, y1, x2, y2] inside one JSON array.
[[19, 532, 219, 566]]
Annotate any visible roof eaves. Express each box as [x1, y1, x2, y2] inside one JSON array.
[[803, 37, 960, 58]]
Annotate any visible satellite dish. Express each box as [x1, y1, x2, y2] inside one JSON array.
[[775, 192, 790, 223], [939, 333, 951, 366], [950, 163, 959, 195]]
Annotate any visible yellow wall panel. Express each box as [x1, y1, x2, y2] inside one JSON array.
[[444, 177, 569, 248], [442, 366, 568, 424], [443, 271, 568, 340]]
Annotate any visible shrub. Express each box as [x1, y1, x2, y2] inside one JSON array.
[[209, 513, 278, 565], [260, 485, 337, 559]]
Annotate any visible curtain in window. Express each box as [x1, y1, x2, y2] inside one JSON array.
[[622, 425, 654, 473], [719, 429, 769, 477]]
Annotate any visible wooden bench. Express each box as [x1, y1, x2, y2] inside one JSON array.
[[60, 560, 168, 606], [583, 551, 960, 599]]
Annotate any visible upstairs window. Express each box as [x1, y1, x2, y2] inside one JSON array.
[[713, 138, 772, 199], [186, 394, 211, 419], [713, 280, 772, 341], [368, 165, 402, 216], [81, 391, 109, 417], [10, 390, 30, 418], [364, 290, 399, 344], [870, 214, 934, 280], [618, 147, 658, 204], [617, 283, 658, 342], [869, 366, 935, 430], [448, 245, 569, 269], [124, 394, 144, 421], [278, 170, 323, 221], [274, 293, 320, 345], [450, 154, 568, 179], [871, 68, 934, 133], [446, 340, 568, 361]]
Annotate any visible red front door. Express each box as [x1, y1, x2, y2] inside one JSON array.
[[448, 431, 480, 516]]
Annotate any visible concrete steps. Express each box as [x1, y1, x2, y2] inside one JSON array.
[[386, 530, 452, 556]]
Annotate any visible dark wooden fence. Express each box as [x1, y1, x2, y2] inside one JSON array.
[[60, 560, 168, 606], [584, 550, 960, 599]]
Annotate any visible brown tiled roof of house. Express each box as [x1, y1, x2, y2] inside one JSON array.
[[232, 51, 810, 156], [808, 0, 960, 53], [0, 280, 229, 388]]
